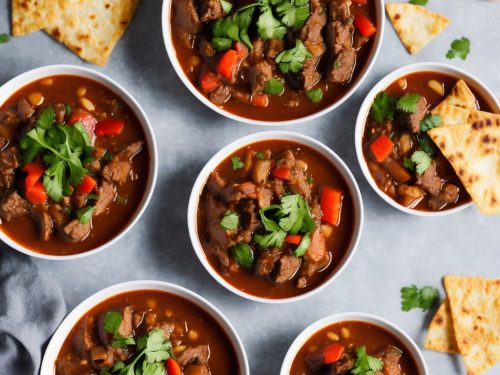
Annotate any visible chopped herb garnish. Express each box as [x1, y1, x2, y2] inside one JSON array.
[[417, 133, 437, 156], [352, 346, 384, 374], [410, 150, 432, 175], [0, 33, 9, 44], [409, 0, 427, 5], [306, 176, 313, 184], [305, 88, 323, 104], [401, 285, 438, 312], [64, 104, 72, 116], [275, 0, 310, 30], [370, 92, 397, 123], [334, 59, 342, 69], [275, 40, 312, 73], [76, 206, 95, 224], [116, 195, 128, 205], [213, 37, 233, 51], [396, 93, 421, 113], [293, 232, 311, 257], [220, 0, 233, 13], [103, 311, 136, 348], [212, 6, 257, 50], [231, 242, 254, 268], [264, 78, 285, 96], [389, 130, 395, 140], [220, 210, 239, 230], [255, 151, 265, 160], [231, 155, 244, 170], [101, 151, 113, 161], [257, 3, 287, 39], [420, 114, 441, 132], [446, 37, 470, 60], [87, 193, 99, 201], [403, 157, 415, 171]]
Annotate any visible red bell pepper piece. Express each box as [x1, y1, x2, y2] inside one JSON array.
[[323, 343, 345, 364], [352, 0, 367, 3], [370, 134, 394, 162], [251, 93, 269, 108], [354, 14, 377, 38], [200, 71, 221, 93], [95, 119, 124, 136], [25, 181, 47, 205], [77, 175, 97, 194], [165, 358, 182, 375], [321, 187, 343, 226], [217, 49, 238, 80], [285, 235, 303, 245], [68, 108, 97, 137], [22, 162, 45, 188], [272, 166, 292, 180]]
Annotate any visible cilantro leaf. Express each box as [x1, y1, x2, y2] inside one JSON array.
[[396, 94, 421, 113], [257, 5, 287, 39], [370, 92, 397, 123], [264, 78, 285, 96], [275, 0, 310, 30], [401, 284, 438, 312], [220, 210, 239, 230], [255, 151, 265, 160], [293, 231, 311, 257], [351, 346, 384, 375], [403, 157, 415, 172], [278, 194, 314, 235], [275, 40, 312, 73], [144, 329, 172, 363], [231, 242, 254, 268], [0, 33, 9, 44], [142, 362, 165, 375], [220, 0, 233, 13], [417, 133, 437, 156], [43, 160, 66, 202], [112, 362, 125, 372], [65, 104, 72, 116], [35, 107, 55, 129], [104, 312, 122, 334], [409, 0, 427, 5], [111, 335, 136, 348], [213, 37, 233, 51], [305, 88, 323, 104], [76, 206, 95, 224], [236, 7, 257, 48], [410, 150, 432, 175], [446, 37, 470, 60], [231, 155, 244, 170], [253, 204, 287, 248], [420, 114, 441, 132]]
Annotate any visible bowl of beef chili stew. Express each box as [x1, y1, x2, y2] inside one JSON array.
[[355, 62, 500, 216], [0, 65, 157, 258], [162, 0, 384, 125], [280, 312, 428, 375], [188, 131, 363, 302], [40, 280, 249, 375]]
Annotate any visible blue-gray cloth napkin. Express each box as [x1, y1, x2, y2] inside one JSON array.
[[0, 250, 66, 374]]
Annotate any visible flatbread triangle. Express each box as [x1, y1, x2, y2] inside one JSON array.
[[424, 299, 460, 354]]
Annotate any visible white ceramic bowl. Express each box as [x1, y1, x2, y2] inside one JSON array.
[[280, 312, 428, 375], [40, 280, 250, 375], [161, 0, 385, 126], [187, 131, 364, 303], [355, 62, 500, 217], [0, 65, 158, 259]]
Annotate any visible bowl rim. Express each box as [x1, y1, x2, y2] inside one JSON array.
[[161, 0, 385, 126], [187, 130, 364, 303], [0, 64, 158, 259], [279, 312, 429, 375], [39, 280, 250, 375], [354, 61, 500, 217]]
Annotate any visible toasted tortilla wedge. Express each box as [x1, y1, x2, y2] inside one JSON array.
[[424, 299, 459, 354], [385, 3, 449, 54], [432, 80, 478, 115], [428, 119, 500, 214], [432, 104, 471, 127], [44, 0, 140, 65], [11, 0, 52, 36], [444, 276, 500, 375]]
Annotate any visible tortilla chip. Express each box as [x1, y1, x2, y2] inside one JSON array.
[[432, 104, 472, 127], [424, 299, 460, 354], [432, 80, 478, 115], [385, 3, 449, 54], [444, 276, 500, 375], [11, 0, 51, 36], [428, 120, 500, 214], [44, 0, 140, 65]]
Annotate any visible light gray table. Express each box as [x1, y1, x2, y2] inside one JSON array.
[[1, 0, 499, 374]]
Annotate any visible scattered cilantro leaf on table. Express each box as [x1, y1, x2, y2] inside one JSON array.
[[401, 285, 438, 312], [446, 37, 470, 60]]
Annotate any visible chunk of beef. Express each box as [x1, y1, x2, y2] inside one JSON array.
[[249, 61, 273, 95], [209, 84, 231, 105], [267, 38, 284, 59], [185, 364, 210, 375], [90, 346, 130, 369], [249, 38, 265, 64], [333, 350, 356, 373], [276, 150, 295, 169], [207, 171, 227, 195], [119, 141, 143, 160], [274, 255, 302, 283], [0, 172, 14, 191], [199, 0, 223, 21], [49, 204, 69, 228], [0, 146, 20, 170], [0, 108, 21, 129], [416, 162, 442, 196], [329, 0, 351, 22], [61, 219, 91, 242], [118, 306, 133, 337], [95, 181, 116, 215], [304, 349, 325, 371], [327, 21, 353, 55], [101, 141, 142, 186], [197, 36, 216, 57], [232, 89, 251, 103], [31, 208, 53, 241], [309, 199, 322, 224], [73, 315, 98, 357], [0, 192, 29, 221], [17, 98, 34, 121], [270, 177, 284, 198], [204, 192, 230, 247], [301, 228, 328, 280], [237, 199, 260, 243], [428, 183, 459, 210], [289, 167, 311, 199], [328, 47, 356, 83], [155, 322, 176, 340], [375, 346, 402, 375], [177, 345, 210, 366], [0, 137, 8, 150], [302, 42, 326, 90], [73, 191, 87, 209], [405, 96, 427, 133], [174, 0, 201, 34], [300, 4, 326, 42], [255, 247, 282, 277], [221, 182, 257, 203], [53, 103, 66, 125], [257, 187, 273, 208], [252, 159, 273, 185]]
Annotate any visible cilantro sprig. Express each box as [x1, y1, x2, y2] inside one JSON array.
[[103, 312, 136, 348], [0, 33, 9, 44], [305, 88, 323, 104], [420, 114, 441, 132], [396, 93, 421, 113], [410, 150, 432, 175], [370, 92, 396, 123], [231, 156, 244, 170], [275, 40, 312, 73], [352, 346, 384, 375], [220, 210, 239, 230], [231, 242, 254, 268], [401, 285, 438, 312], [446, 37, 470, 60]]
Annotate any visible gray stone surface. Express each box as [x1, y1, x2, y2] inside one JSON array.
[[1, 0, 499, 374]]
